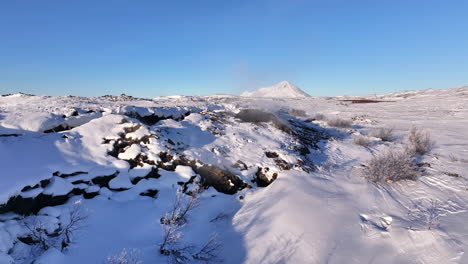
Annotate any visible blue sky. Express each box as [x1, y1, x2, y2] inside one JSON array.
[[0, 0, 467, 97]]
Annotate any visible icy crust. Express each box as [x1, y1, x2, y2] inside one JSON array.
[[0, 88, 467, 263]]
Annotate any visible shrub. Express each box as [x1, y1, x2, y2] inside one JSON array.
[[353, 136, 372, 147], [235, 109, 275, 123], [408, 199, 443, 230], [327, 118, 352, 128], [106, 248, 142, 264], [407, 127, 435, 155], [288, 108, 306, 117], [235, 109, 291, 134], [160, 189, 200, 226], [22, 205, 87, 253], [312, 113, 327, 121], [364, 150, 420, 183], [192, 234, 222, 263], [159, 189, 222, 264], [372, 127, 395, 142]]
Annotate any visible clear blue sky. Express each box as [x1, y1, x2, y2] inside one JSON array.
[[1, 0, 467, 97]]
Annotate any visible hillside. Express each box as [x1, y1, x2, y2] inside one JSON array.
[[0, 88, 467, 263]]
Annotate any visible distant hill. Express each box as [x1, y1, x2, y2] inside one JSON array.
[[241, 81, 310, 98]]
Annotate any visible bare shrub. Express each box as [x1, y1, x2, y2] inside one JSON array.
[[372, 127, 395, 142], [106, 248, 142, 264], [23, 219, 54, 252], [60, 205, 88, 249], [327, 118, 352, 128], [448, 154, 458, 162], [160, 190, 200, 226], [353, 135, 372, 147], [160, 222, 184, 256], [407, 127, 435, 155], [408, 199, 443, 230], [364, 150, 420, 183], [159, 190, 222, 263], [23, 204, 87, 253], [192, 234, 222, 263]]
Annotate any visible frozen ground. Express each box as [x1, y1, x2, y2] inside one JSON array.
[[0, 86, 467, 263]]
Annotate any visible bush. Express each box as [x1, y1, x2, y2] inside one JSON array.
[[364, 150, 420, 183], [372, 127, 395, 142], [23, 205, 87, 253], [407, 127, 434, 155], [408, 199, 443, 230], [160, 190, 200, 226], [353, 136, 372, 147], [159, 189, 222, 264], [312, 113, 326, 121], [288, 108, 306, 117], [327, 118, 352, 128], [106, 248, 142, 264]]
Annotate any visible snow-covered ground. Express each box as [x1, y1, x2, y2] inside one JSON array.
[[0, 86, 467, 263]]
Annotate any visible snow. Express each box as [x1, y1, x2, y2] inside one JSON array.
[[108, 172, 133, 190], [241, 80, 311, 98], [43, 177, 75, 196], [1, 87, 468, 263]]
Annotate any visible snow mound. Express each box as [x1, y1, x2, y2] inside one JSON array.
[[241, 81, 310, 98]]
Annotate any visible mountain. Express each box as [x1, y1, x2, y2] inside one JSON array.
[[241, 81, 311, 98]]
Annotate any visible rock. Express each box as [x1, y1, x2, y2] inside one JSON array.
[[139, 189, 158, 198], [91, 171, 119, 188], [265, 151, 279, 158], [253, 167, 278, 187]]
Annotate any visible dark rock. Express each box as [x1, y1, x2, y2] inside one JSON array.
[[125, 111, 189, 126], [159, 152, 174, 163], [417, 163, 431, 168], [91, 171, 119, 188], [253, 167, 277, 187], [44, 124, 72, 133], [0, 193, 72, 215], [275, 159, 292, 170], [196, 165, 249, 195], [232, 160, 248, 171], [53, 171, 88, 178], [145, 167, 160, 179], [123, 124, 141, 134], [83, 191, 99, 199], [126, 153, 156, 169], [140, 189, 158, 198], [71, 180, 90, 185], [265, 152, 279, 158], [18, 236, 36, 245], [40, 179, 51, 188], [0, 134, 21, 137]]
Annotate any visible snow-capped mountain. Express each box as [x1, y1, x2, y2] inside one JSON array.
[[241, 81, 310, 98]]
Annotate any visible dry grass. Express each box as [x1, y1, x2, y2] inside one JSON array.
[[353, 136, 372, 147], [407, 127, 435, 155], [327, 118, 352, 128], [372, 127, 395, 142], [364, 149, 420, 183]]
